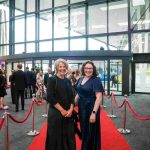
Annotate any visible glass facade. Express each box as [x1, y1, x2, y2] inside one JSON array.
[[0, 0, 149, 54]]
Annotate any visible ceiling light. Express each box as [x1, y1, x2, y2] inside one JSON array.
[[100, 4, 127, 11], [132, 0, 145, 6], [92, 25, 105, 29]]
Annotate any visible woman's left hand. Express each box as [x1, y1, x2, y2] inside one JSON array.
[[89, 113, 96, 123]]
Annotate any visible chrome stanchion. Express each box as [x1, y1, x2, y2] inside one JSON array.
[[118, 95, 131, 134], [42, 102, 48, 118], [101, 95, 106, 108], [107, 95, 117, 118], [4, 106, 9, 150], [27, 94, 39, 136]]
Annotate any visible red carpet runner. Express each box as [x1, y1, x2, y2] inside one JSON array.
[[28, 109, 131, 150]]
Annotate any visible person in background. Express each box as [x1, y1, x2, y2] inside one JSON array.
[[12, 64, 27, 112], [36, 70, 44, 102], [45, 58, 76, 150], [24, 67, 32, 98], [44, 67, 52, 88], [75, 69, 81, 81], [74, 61, 103, 150], [0, 69, 7, 109], [31, 68, 36, 95], [9, 70, 16, 104]]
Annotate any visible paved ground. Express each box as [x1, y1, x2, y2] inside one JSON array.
[[0, 89, 150, 150]]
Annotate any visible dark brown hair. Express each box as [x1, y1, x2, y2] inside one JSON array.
[[81, 61, 97, 76]]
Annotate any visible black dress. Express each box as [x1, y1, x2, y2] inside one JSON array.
[[45, 75, 76, 150], [76, 76, 104, 150], [0, 75, 7, 97]]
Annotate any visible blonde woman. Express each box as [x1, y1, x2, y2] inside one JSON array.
[[45, 58, 76, 150]]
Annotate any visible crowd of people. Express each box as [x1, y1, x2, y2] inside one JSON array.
[[0, 59, 104, 150]]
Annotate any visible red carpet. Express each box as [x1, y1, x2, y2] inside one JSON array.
[[28, 109, 131, 150]]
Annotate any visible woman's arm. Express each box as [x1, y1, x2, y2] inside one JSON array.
[[89, 92, 102, 123], [54, 103, 68, 117], [74, 94, 79, 106]]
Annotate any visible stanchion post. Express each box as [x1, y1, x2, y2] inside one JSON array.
[[118, 94, 131, 134], [4, 106, 9, 150], [27, 94, 40, 136], [101, 94, 106, 108], [42, 102, 48, 118], [107, 94, 117, 118]]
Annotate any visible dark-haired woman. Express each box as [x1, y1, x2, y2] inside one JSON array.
[[0, 69, 7, 109], [75, 61, 104, 150]]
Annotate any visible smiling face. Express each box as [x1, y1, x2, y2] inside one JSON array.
[[84, 63, 93, 77], [57, 62, 67, 77]]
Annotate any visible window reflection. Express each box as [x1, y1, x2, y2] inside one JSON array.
[[15, 18, 25, 42], [15, 44, 24, 54], [70, 7, 85, 36], [108, 0, 128, 32], [39, 41, 52, 52], [39, 11, 52, 40], [109, 34, 128, 51], [54, 10, 68, 38], [26, 43, 35, 53], [70, 38, 86, 51], [135, 63, 150, 93], [88, 37, 107, 50], [89, 4, 107, 34], [132, 33, 150, 53], [54, 40, 68, 51], [131, 0, 150, 30], [40, 0, 52, 10], [26, 15, 35, 41], [15, 0, 24, 16]]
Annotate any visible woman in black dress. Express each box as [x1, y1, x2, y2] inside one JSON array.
[[0, 69, 7, 109], [45, 58, 76, 150], [75, 61, 104, 150]]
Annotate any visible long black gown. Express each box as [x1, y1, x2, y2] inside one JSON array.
[[45, 75, 76, 150], [76, 76, 104, 150], [0, 75, 7, 97]]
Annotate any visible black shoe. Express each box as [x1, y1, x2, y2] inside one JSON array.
[[22, 108, 24, 110], [16, 109, 19, 112]]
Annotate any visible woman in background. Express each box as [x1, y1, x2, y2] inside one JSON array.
[[0, 69, 7, 109]]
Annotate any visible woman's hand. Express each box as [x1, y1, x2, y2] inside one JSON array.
[[65, 108, 73, 117], [60, 109, 68, 117], [89, 113, 96, 123]]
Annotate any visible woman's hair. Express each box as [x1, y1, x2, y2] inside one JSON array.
[[81, 61, 97, 76], [54, 58, 68, 73]]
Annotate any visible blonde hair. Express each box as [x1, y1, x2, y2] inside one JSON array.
[[54, 58, 68, 73]]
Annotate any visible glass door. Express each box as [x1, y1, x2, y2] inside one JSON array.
[[110, 60, 122, 95], [135, 63, 150, 93]]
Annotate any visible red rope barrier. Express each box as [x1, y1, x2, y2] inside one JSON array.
[[103, 91, 112, 99], [8, 100, 34, 123], [112, 94, 126, 108], [0, 116, 5, 130], [126, 101, 150, 121], [34, 99, 45, 106]]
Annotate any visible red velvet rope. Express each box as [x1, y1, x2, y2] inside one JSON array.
[[112, 94, 126, 108], [8, 100, 34, 123], [34, 99, 45, 106], [126, 101, 150, 121], [103, 91, 112, 99], [0, 116, 5, 130]]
